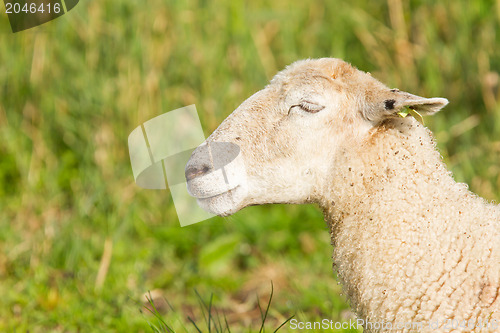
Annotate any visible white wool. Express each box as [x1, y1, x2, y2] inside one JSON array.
[[323, 119, 499, 331]]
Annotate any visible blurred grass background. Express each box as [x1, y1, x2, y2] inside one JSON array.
[[0, 0, 499, 331]]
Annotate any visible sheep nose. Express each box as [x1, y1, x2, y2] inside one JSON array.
[[185, 142, 240, 182], [185, 164, 212, 181]]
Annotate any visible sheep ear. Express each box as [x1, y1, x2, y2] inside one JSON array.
[[395, 93, 449, 115], [366, 90, 448, 123]]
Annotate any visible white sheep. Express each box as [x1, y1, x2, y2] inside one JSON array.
[[185, 58, 500, 332]]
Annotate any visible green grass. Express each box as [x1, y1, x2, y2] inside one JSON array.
[[0, 0, 499, 331], [143, 284, 294, 333]]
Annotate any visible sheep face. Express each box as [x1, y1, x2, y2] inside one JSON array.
[[185, 58, 447, 216]]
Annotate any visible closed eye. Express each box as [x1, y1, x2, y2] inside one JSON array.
[[289, 101, 325, 114]]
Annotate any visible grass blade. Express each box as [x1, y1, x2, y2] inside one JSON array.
[[188, 316, 204, 333], [258, 282, 274, 333], [273, 315, 295, 333], [144, 291, 175, 333]]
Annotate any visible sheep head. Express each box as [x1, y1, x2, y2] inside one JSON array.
[[185, 58, 448, 216]]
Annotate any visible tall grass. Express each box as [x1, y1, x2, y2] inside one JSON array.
[[0, 0, 498, 331]]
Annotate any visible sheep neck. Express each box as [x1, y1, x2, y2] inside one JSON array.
[[318, 118, 488, 323], [322, 119, 457, 237]]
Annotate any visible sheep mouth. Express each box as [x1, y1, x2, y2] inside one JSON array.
[[188, 183, 240, 200], [185, 167, 248, 216], [193, 185, 245, 217], [196, 185, 240, 201], [185, 141, 248, 216]]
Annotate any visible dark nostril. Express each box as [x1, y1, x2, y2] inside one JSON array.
[[185, 165, 211, 181]]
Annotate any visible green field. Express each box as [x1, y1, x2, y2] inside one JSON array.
[[1, 0, 499, 331]]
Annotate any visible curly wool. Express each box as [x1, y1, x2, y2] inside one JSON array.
[[321, 117, 500, 332]]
